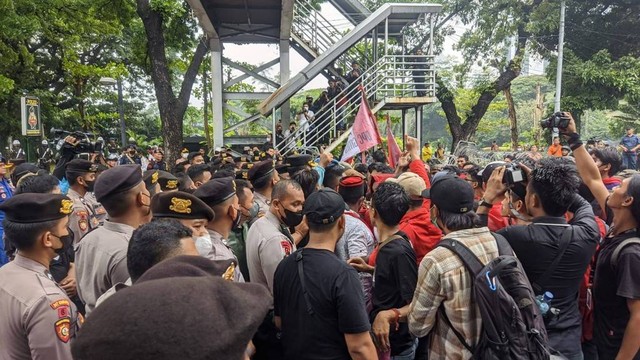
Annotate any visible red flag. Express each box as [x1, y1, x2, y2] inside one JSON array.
[[386, 115, 401, 168], [341, 88, 382, 161]]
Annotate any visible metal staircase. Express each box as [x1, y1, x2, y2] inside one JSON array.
[[277, 54, 436, 156], [290, 0, 370, 80]]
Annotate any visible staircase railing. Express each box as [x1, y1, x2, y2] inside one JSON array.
[[277, 54, 435, 156], [291, 0, 369, 73]]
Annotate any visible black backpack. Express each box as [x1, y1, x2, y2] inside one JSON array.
[[437, 234, 551, 360]]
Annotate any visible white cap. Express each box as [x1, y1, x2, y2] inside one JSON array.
[[12, 140, 20, 145], [41, 139, 48, 145]]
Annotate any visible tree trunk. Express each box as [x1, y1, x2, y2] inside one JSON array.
[[504, 85, 518, 150], [136, 0, 208, 169], [437, 24, 530, 153]]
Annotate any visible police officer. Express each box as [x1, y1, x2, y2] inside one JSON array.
[[0, 193, 83, 359], [247, 159, 279, 218], [194, 177, 245, 281], [75, 165, 152, 314], [151, 190, 215, 253], [65, 159, 101, 243]]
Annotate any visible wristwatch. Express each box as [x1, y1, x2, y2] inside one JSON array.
[[478, 198, 493, 208]]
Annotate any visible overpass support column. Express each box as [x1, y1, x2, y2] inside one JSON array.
[[210, 38, 224, 148], [280, 39, 291, 127]]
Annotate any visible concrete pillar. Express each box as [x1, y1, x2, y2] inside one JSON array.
[[210, 38, 224, 148], [280, 39, 291, 127], [416, 106, 423, 146]]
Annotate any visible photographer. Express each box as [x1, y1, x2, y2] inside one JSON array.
[[297, 104, 314, 146], [564, 113, 640, 360], [478, 154, 600, 359]]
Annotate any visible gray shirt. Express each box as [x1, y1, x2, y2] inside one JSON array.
[[205, 229, 244, 282], [75, 221, 134, 314], [246, 211, 295, 294], [0, 254, 81, 359], [66, 188, 100, 245]]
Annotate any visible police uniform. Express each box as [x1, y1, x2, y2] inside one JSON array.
[[65, 160, 101, 244], [85, 191, 107, 223], [0, 193, 82, 359], [194, 178, 245, 282], [75, 165, 142, 314], [246, 210, 296, 294], [248, 160, 275, 217]]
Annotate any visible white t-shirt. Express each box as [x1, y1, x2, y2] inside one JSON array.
[[298, 110, 314, 131]]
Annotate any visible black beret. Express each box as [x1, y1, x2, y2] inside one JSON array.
[[275, 163, 289, 175], [94, 165, 142, 202], [303, 188, 345, 225], [151, 191, 215, 222], [247, 160, 274, 181], [235, 169, 249, 180], [287, 154, 313, 168], [142, 170, 159, 190], [71, 277, 271, 360], [193, 177, 236, 206], [137, 255, 237, 283], [65, 159, 98, 173], [157, 170, 179, 191], [0, 193, 73, 223], [10, 163, 40, 185]]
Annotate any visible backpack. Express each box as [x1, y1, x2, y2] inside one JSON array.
[[437, 233, 551, 360]]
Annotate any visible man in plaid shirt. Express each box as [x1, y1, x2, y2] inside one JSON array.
[[408, 175, 500, 359]]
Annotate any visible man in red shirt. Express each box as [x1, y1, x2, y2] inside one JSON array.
[[387, 136, 443, 264]]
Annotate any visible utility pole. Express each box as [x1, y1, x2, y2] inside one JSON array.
[[553, 0, 566, 138]]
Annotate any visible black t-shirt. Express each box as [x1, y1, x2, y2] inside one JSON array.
[[273, 248, 371, 360], [593, 230, 640, 359], [497, 212, 598, 357], [371, 232, 417, 356]]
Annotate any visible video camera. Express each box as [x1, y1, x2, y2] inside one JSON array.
[[540, 112, 571, 130], [503, 162, 526, 186], [50, 128, 103, 154]]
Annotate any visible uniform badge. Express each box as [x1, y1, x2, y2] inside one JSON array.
[[55, 318, 71, 343], [169, 197, 192, 214], [280, 240, 293, 256], [151, 171, 159, 184], [222, 262, 236, 281], [60, 200, 73, 215], [166, 180, 178, 189], [79, 219, 88, 231]]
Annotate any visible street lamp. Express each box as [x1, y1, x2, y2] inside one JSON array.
[[99, 77, 127, 147]]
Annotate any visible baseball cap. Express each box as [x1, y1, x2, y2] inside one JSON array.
[[386, 172, 426, 199], [303, 188, 345, 225], [422, 175, 474, 213]]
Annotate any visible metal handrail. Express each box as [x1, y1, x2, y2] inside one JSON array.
[[277, 54, 435, 156], [292, 0, 370, 72]]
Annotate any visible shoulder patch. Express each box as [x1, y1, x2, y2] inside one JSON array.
[[55, 318, 71, 343], [280, 240, 293, 257]]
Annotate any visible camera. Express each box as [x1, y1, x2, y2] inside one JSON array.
[[50, 128, 100, 154], [540, 112, 570, 130], [503, 163, 526, 186]]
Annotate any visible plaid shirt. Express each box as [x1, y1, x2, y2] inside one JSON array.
[[408, 227, 499, 360]]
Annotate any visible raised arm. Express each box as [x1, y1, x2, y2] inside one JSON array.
[[562, 113, 609, 212]]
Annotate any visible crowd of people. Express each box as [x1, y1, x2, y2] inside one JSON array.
[[0, 112, 639, 360]]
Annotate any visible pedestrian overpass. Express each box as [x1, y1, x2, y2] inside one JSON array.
[[186, 0, 441, 153]]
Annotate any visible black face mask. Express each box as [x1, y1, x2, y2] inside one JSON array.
[[231, 207, 243, 229], [281, 207, 303, 227], [84, 180, 95, 192], [50, 232, 71, 254]]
